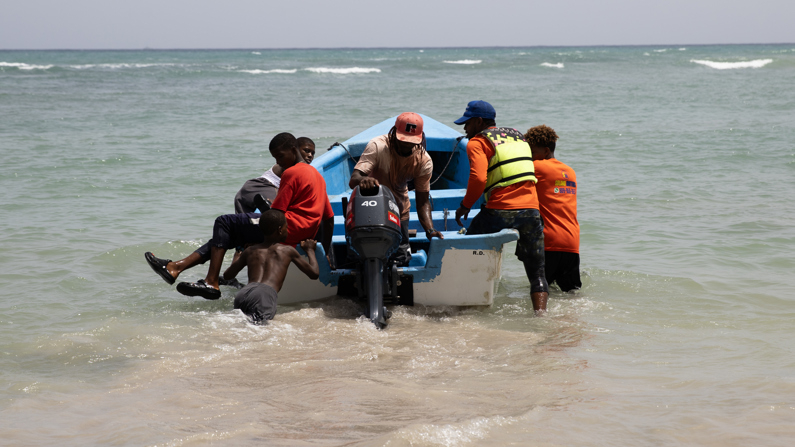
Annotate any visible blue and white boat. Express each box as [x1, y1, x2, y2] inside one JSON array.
[[276, 115, 519, 318]]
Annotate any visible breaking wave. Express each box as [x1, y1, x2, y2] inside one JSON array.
[[443, 60, 482, 64], [691, 59, 773, 70], [304, 67, 381, 74], [239, 69, 297, 74], [540, 62, 564, 68], [0, 62, 54, 70]]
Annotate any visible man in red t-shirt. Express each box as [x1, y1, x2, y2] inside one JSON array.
[[144, 133, 333, 300], [525, 125, 581, 292]]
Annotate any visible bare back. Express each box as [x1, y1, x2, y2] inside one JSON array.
[[224, 239, 319, 293]]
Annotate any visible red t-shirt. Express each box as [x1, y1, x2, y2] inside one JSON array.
[[271, 163, 334, 246], [533, 158, 579, 253]]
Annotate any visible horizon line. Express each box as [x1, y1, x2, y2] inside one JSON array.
[[2, 42, 794, 52]]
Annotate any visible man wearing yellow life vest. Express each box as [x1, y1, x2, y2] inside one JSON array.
[[453, 101, 549, 314]]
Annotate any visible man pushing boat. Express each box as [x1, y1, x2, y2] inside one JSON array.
[[348, 112, 443, 266], [453, 101, 549, 314]]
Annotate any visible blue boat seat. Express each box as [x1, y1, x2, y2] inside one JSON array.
[[409, 249, 427, 267]]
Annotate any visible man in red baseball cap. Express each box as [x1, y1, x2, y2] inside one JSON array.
[[349, 112, 443, 265]]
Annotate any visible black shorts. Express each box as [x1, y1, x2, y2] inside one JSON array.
[[234, 282, 278, 324], [544, 251, 581, 292], [193, 213, 264, 263], [467, 207, 548, 294]]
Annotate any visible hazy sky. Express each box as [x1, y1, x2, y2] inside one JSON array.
[[2, 0, 793, 49]]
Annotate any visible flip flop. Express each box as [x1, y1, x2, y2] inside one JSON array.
[[145, 252, 176, 285], [176, 279, 221, 300]]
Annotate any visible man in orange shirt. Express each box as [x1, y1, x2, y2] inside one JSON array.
[[453, 101, 549, 314], [525, 125, 581, 292]]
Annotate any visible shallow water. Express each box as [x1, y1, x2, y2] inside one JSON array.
[[1, 45, 795, 445]]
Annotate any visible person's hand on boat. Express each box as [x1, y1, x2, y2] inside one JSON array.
[[425, 228, 444, 240], [300, 239, 317, 252], [455, 204, 471, 227]]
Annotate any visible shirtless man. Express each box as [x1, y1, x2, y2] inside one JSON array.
[[223, 210, 319, 324]]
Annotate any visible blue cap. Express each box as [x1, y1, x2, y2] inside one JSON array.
[[454, 100, 496, 125]]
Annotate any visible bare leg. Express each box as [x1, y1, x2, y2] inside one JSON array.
[[531, 292, 548, 316], [523, 261, 549, 316], [166, 251, 204, 280], [203, 246, 227, 289]]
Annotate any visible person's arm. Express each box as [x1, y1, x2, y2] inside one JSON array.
[[293, 240, 320, 280], [349, 169, 380, 190], [349, 139, 381, 190], [223, 249, 248, 280], [415, 191, 443, 239], [455, 138, 489, 226]]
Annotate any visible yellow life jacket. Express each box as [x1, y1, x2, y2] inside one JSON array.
[[481, 127, 536, 201]]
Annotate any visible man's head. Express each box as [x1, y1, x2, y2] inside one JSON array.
[[390, 112, 425, 156], [269, 132, 303, 169], [296, 137, 316, 164], [524, 125, 559, 161], [454, 100, 497, 139], [259, 209, 288, 241]]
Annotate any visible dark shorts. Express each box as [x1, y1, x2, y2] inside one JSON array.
[[234, 282, 278, 324], [545, 251, 581, 292], [234, 178, 279, 214], [194, 213, 264, 263], [467, 207, 548, 294]]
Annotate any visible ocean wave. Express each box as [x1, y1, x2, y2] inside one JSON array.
[[239, 69, 297, 74], [540, 62, 564, 68], [0, 62, 54, 70], [691, 59, 773, 70], [304, 67, 381, 74], [443, 60, 482, 64], [69, 63, 177, 70], [251, 51, 261, 55]]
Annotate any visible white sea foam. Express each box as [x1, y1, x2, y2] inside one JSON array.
[[239, 69, 297, 74], [691, 59, 773, 70], [679, 48, 687, 51], [304, 67, 381, 74], [251, 51, 261, 55], [69, 63, 177, 69], [0, 62, 53, 70], [540, 62, 564, 68], [654, 49, 668, 53], [443, 60, 481, 64]]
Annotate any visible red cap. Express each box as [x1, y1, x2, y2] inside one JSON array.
[[394, 112, 424, 144]]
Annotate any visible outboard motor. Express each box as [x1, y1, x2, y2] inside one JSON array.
[[345, 185, 402, 328]]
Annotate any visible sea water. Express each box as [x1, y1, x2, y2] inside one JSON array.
[[1, 45, 794, 446]]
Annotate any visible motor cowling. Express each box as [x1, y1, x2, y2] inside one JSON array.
[[345, 185, 402, 261]]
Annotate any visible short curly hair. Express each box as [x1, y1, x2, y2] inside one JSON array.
[[259, 209, 286, 236], [524, 125, 559, 151]]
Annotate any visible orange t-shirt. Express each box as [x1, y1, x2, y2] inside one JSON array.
[[533, 158, 579, 253], [462, 132, 539, 210]]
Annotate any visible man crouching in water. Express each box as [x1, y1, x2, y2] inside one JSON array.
[[223, 210, 319, 325]]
